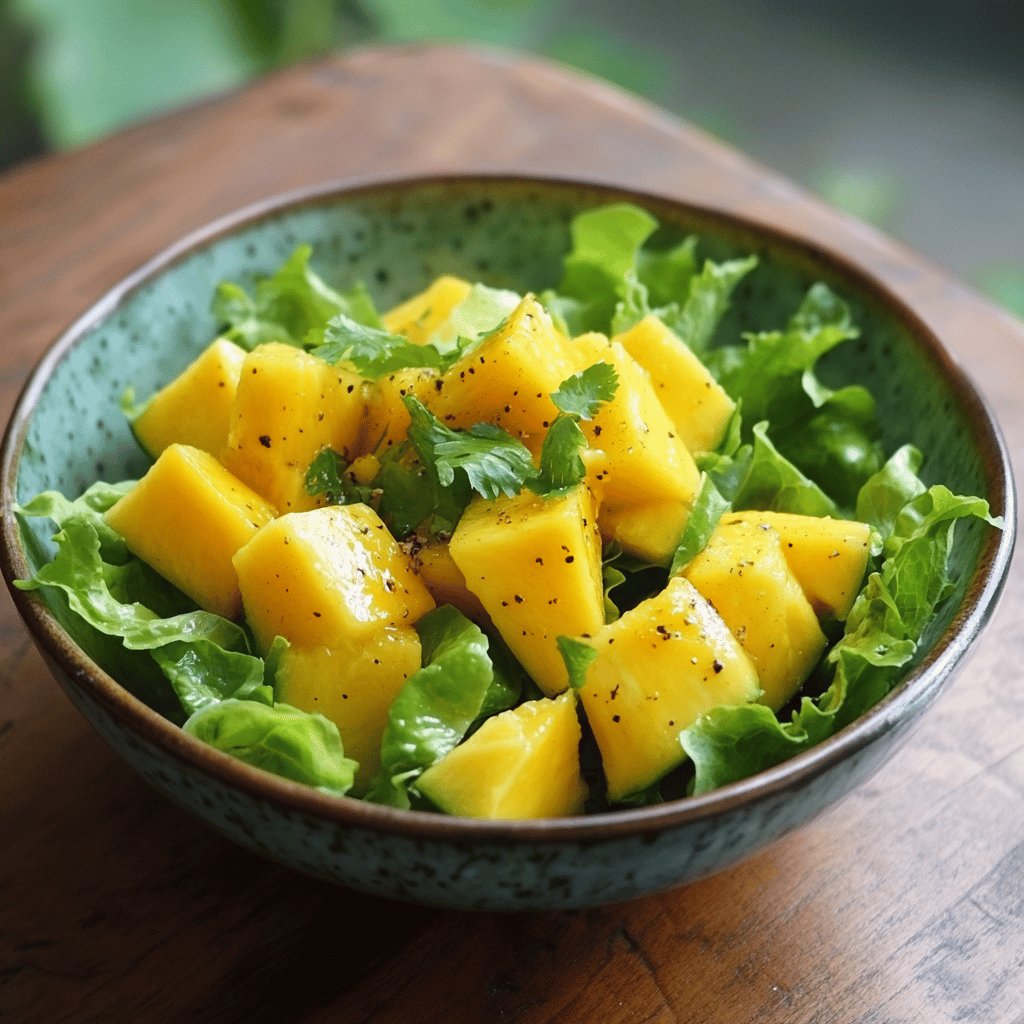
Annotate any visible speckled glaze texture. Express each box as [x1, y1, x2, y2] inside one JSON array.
[[2, 177, 1014, 910]]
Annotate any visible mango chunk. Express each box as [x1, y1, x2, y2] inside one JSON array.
[[427, 295, 578, 453], [614, 316, 736, 454], [233, 504, 435, 653], [275, 628, 422, 795], [132, 339, 246, 459], [417, 692, 587, 819], [683, 520, 827, 711], [360, 367, 440, 455], [599, 498, 690, 567], [449, 486, 604, 697], [222, 343, 366, 513], [579, 576, 760, 802], [412, 540, 489, 624], [383, 275, 473, 344], [573, 332, 701, 515], [105, 444, 275, 619], [724, 511, 871, 620]]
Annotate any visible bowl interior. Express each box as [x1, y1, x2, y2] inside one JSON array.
[[10, 177, 997, 721]]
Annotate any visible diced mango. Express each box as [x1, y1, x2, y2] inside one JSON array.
[[614, 316, 736, 454], [131, 339, 246, 458], [573, 332, 701, 513], [449, 486, 604, 696], [275, 628, 422, 795], [221, 343, 366, 513], [383, 275, 473, 344], [417, 692, 587, 819], [427, 295, 578, 453], [684, 520, 827, 711], [724, 511, 871, 620], [105, 444, 275, 619], [360, 367, 440, 454], [599, 499, 690, 567], [232, 504, 435, 653], [413, 540, 489, 624], [579, 576, 760, 802]]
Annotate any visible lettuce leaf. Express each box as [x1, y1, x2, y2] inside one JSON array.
[[649, 255, 759, 353], [542, 203, 756, 347], [366, 606, 514, 808], [706, 283, 883, 506], [669, 473, 731, 575], [183, 700, 356, 795], [680, 450, 1002, 794], [15, 501, 268, 722], [212, 244, 381, 349], [427, 283, 521, 351], [152, 640, 270, 716], [15, 480, 136, 563], [700, 421, 838, 517]]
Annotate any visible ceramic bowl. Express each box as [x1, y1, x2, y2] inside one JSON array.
[[1, 176, 1014, 910]]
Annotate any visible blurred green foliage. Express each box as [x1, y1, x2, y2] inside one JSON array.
[[0, 0, 667, 164], [1, 0, 1020, 323]]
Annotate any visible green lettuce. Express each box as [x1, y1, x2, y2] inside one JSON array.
[[213, 244, 381, 349], [183, 700, 356, 795], [427, 282, 521, 351], [706, 284, 883, 506], [700, 420, 838, 518], [367, 606, 517, 808], [669, 474, 731, 575], [541, 202, 756, 346]]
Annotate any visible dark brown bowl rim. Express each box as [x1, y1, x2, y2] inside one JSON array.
[[1, 172, 1016, 843]]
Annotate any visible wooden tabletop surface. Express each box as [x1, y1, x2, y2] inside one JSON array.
[[1, 45, 1021, 1024]]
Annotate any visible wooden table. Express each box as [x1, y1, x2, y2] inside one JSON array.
[[1, 46, 1021, 1024]]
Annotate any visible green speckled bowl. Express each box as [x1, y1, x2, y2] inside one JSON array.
[[1, 176, 1014, 910]]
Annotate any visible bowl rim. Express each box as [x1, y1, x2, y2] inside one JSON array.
[[1, 172, 1016, 843]]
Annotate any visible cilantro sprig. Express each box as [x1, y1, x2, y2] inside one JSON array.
[[531, 362, 619, 498], [312, 315, 446, 380]]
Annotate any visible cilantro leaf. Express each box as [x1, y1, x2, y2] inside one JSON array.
[[312, 315, 444, 379], [404, 397, 536, 503], [530, 363, 621, 498], [531, 416, 588, 497], [304, 449, 372, 506], [551, 362, 620, 420]]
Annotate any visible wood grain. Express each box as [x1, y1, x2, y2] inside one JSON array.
[[1, 45, 1021, 1024]]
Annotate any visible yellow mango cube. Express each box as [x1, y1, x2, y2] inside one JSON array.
[[614, 315, 736, 454], [105, 444, 276, 619], [233, 504, 435, 653], [579, 576, 760, 802], [449, 486, 604, 697], [275, 628, 422, 795], [428, 295, 579, 453], [417, 692, 588, 819], [382, 275, 473, 344], [221, 343, 366, 513], [413, 540, 490, 624], [573, 332, 701, 510], [684, 520, 827, 711], [599, 498, 690, 567], [360, 366, 440, 455], [132, 338, 246, 458], [724, 511, 871, 620]]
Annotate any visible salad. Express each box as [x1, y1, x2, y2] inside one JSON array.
[[15, 204, 1001, 817]]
